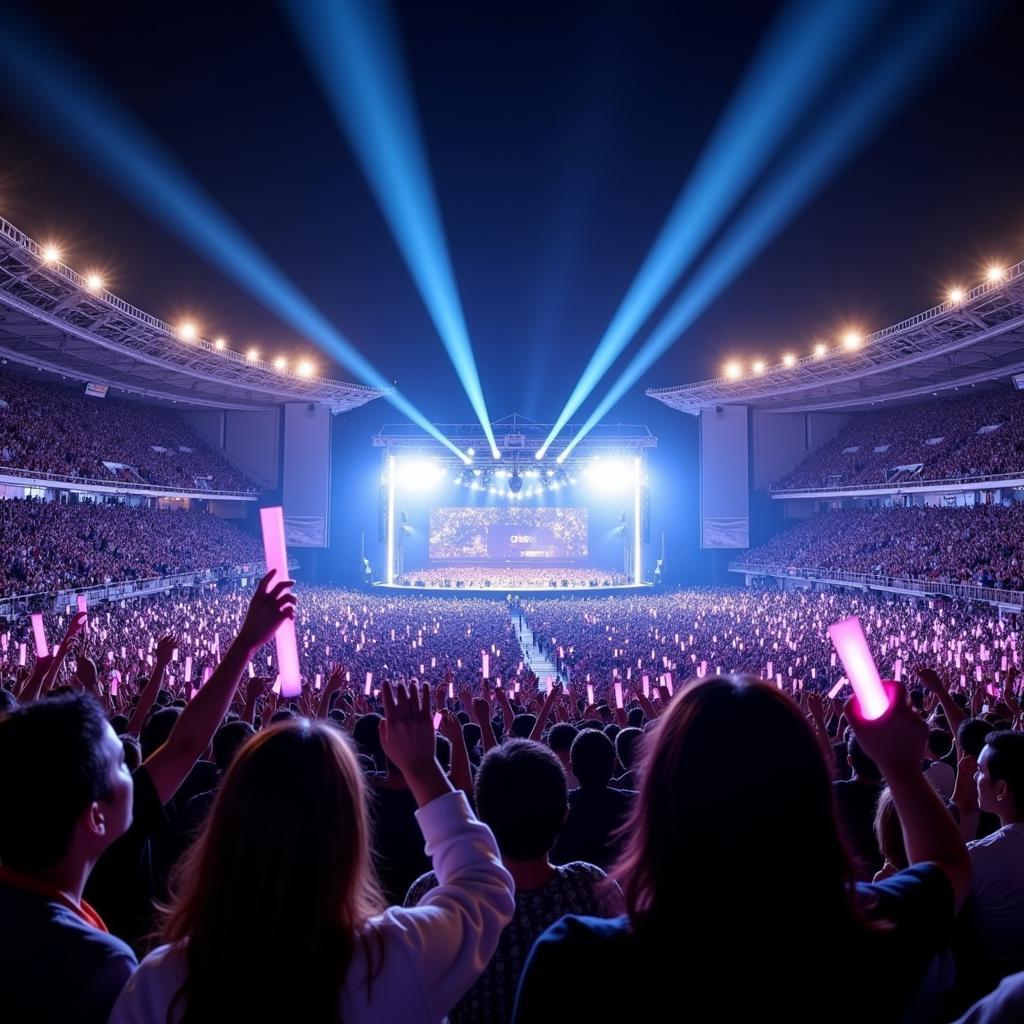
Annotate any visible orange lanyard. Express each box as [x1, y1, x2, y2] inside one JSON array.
[[0, 866, 109, 932]]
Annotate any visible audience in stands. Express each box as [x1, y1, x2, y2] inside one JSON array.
[[776, 386, 1024, 490], [738, 504, 1024, 591], [0, 497, 261, 595], [0, 372, 256, 492]]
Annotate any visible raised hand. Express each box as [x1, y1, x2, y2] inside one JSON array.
[[155, 634, 178, 664], [380, 681, 451, 807], [237, 570, 297, 651]]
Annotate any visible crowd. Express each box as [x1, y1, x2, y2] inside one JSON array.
[[396, 567, 628, 589], [777, 386, 1024, 490], [3, 577, 1024, 1021], [739, 504, 1024, 591], [0, 498, 262, 595], [0, 372, 257, 492]]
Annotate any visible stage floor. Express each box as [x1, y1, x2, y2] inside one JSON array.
[[373, 581, 653, 595]]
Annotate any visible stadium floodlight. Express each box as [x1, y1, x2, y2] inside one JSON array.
[[0, 8, 469, 463], [395, 457, 446, 490], [947, 287, 965, 304], [177, 321, 198, 342], [724, 361, 742, 379], [555, 0, 973, 464], [813, 342, 828, 358], [583, 457, 634, 493], [782, 352, 796, 367], [214, 337, 226, 350], [296, 359, 315, 378], [842, 331, 862, 350], [274, 356, 288, 371], [987, 266, 1006, 282], [246, 348, 259, 362], [282, 0, 500, 459], [535, 0, 892, 459], [752, 359, 766, 375], [85, 272, 104, 292], [41, 244, 61, 264]]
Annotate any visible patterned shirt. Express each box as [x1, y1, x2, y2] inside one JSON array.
[[406, 861, 618, 1024]]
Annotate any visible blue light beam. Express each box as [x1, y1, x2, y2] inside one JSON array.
[[556, 0, 975, 464], [537, 0, 889, 458], [0, 12, 469, 462], [282, 0, 500, 458]]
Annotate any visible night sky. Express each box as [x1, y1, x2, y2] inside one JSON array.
[[0, 0, 1021, 437]]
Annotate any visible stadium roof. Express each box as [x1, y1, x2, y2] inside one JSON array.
[[0, 215, 387, 412], [648, 257, 1024, 414]]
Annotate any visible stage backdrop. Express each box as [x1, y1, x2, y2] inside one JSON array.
[[428, 507, 588, 562]]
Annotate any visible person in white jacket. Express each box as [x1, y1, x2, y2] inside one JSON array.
[[110, 680, 515, 1024]]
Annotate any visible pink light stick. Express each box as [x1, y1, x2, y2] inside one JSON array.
[[482, 652, 490, 679], [614, 681, 624, 709], [19, 642, 26, 666], [77, 594, 88, 631], [828, 616, 889, 721], [365, 672, 373, 696], [587, 683, 595, 705], [184, 656, 193, 683], [30, 614, 48, 658], [828, 679, 847, 700], [260, 506, 301, 698]]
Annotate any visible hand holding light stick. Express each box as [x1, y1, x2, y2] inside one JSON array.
[[260, 506, 301, 698], [828, 616, 890, 721]]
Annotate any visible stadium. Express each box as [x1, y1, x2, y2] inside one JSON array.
[[1, 2, 1023, 1023]]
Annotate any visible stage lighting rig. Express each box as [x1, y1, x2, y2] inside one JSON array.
[[508, 464, 523, 493]]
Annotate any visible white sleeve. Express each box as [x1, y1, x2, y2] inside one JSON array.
[[371, 790, 515, 1020]]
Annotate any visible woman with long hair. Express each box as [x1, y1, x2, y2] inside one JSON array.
[[110, 681, 514, 1023], [514, 675, 971, 1023]]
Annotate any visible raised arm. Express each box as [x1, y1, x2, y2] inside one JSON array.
[[143, 572, 296, 805], [124, 634, 177, 736], [848, 685, 971, 910], [378, 681, 514, 1020], [917, 667, 967, 751]]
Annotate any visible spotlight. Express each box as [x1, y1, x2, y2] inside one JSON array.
[[842, 331, 862, 350], [246, 348, 259, 362], [178, 322, 198, 342], [724, 361, 742, 379], [813, 342, 828, 358], [85, 272, 104, 292], [987, 266, 1006, 283], [752, 359, 766, 375], [41, 244, 61, 264], [214, 337, 226, 350], [466, 447, 475, 458], [297, 360, 314, 378], [782, 352, 796, 367], [947, 287, 964, 304], [274, 356, 287, 371]]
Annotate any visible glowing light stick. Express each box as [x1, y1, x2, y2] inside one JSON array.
[[614, 681, 624, 709], [30, 614, 48, 658], [260, 506, 301, 698], [587, 683, 595, 705], [828, 616, 889, 721]]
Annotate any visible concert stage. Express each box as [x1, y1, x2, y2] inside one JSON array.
[[373, 580, 653, 596]]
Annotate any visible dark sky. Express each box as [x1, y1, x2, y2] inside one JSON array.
[[0, 0, 1021, 434]]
